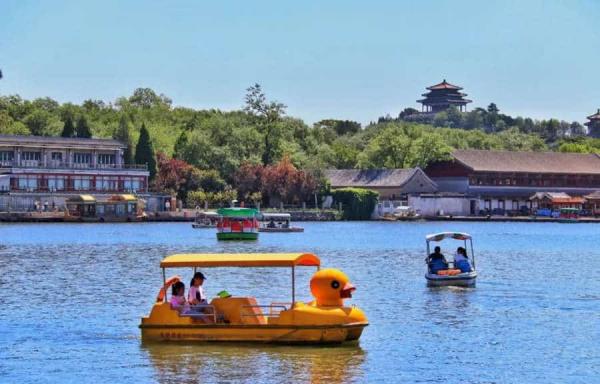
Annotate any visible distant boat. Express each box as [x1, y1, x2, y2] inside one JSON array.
[[424, 232, 477, 287], [258, 212, 304, 233], [192, 211, 218, 228], [216, 207, 259, 240]]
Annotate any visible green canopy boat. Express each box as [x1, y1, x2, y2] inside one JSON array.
[[216, 207, 260, 240]]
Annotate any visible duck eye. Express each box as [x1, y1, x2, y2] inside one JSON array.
[[331, 280, 340, 289]]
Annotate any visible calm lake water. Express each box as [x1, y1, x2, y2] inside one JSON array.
[[1, 221, 599, 383]]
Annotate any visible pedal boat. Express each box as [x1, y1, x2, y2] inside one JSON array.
[[140, 253, 368, 344], [258, 213, 304, 233], [425, 232, 477, 287]]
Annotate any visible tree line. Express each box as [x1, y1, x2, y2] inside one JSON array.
[[2, 86, 600, 207]]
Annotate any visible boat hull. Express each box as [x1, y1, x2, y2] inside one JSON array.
[[139, 322, 366, 344], [259, 227, 304, 233], [217, 232, 258, 240], [192, 223, 216, 228], [425, 271, 477, 287]]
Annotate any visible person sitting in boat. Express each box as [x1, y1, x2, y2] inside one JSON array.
[[267, 219, 276, 228], [454, 247, 473, 273], [188, 271, 215, 323], [170, 281, 189, 313], [427, 246, 448, 273]]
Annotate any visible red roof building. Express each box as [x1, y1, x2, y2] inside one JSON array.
[[417, 80, 472, 113]]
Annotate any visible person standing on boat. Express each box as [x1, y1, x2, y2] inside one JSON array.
[[454, 247, 473, 273], [427, 246, 448, 273]]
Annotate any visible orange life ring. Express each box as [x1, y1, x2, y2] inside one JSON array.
[[156, 275, 181, 302]]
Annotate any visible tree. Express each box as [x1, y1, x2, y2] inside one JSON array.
[[113, 115, 134, 164], [244, 83, 287, 165], [135, 123, 157, 179], [173, 131, 188, 159], [61, 116, 75, 137], [399, 108, 419, 120], [75, 116, 92, 138], [487, 103, 499, 114]]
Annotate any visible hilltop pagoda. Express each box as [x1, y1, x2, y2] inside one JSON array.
[[585, 108, 600, 138], [418, 79, 472, 113]]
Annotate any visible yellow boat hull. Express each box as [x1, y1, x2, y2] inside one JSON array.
[[140, 301, 367, 344]]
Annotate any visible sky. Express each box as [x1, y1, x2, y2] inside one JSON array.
[[1, 0, 599, 125]]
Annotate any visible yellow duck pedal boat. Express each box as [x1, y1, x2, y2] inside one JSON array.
[[140, 253, 368, 344]]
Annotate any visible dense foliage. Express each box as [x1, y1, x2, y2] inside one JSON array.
[[1, 86, 599, 206], [331, 188, 379, 220]]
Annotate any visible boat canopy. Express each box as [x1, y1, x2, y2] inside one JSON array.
[[217, 207, 258, 217], [197, 211, 219, 217], [426, 232, 472, 242], [160, 253, 320, 268], [261, 213, 291, 220]]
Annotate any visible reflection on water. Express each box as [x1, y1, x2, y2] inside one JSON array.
[[1, 221, 600, 383], [142, 342, 366, 384]]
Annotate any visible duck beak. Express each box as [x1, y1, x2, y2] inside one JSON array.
[[340, 282, 356, 298]]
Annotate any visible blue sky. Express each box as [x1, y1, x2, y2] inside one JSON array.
[[1, 0, 599, 124]]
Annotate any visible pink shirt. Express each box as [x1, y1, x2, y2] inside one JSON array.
[[170, 294, 186, 308]]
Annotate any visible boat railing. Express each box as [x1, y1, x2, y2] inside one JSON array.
[[179, 304, 217, 322], [241, 304, 288, 318]]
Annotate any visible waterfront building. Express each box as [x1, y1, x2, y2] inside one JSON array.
[[424, 149, 600, 215], [529, 192, 584, 211], [0, 135, 163, 211], [417, 79, 472, 113], [585, 108, 600, 138]]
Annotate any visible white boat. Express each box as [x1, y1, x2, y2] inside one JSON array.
[[424, 232, 477, 287], [258, 213, 304, 233], [192, 211, 219, 228]]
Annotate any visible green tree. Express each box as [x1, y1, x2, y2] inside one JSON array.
[[113, 115, 134, 164], [173, 131, 188, 159], [61, 116, 75, 137], [244, 83, 287, 165], [404, 133, 452, 168], [75, 116, 92, 138], [135, 123, 157, 179]]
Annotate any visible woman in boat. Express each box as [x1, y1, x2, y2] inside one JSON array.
[[427, 246, 448, 273], [454, 247, 473, 273], [170, 281, 189, 313]]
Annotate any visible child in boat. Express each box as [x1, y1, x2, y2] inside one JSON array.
[[427, 246, 448, 273], [170, 281, 189, 313], [188, 272, 215, 323], [454, 247, 473, 273]]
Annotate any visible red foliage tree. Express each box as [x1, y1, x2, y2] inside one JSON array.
[[154, 151, 193, 198]]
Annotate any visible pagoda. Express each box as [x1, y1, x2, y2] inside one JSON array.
[[585, 108, 600, 138], [418, 79, 472, 113]]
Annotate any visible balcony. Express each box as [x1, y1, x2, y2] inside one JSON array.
[[0, 161, 148, 171]]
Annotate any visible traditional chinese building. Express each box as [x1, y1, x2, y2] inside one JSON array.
[[585, 108, 600, 138], [0, 135, 166, 211], [417, 79, 472, 113], [424, 149, 600, 215]]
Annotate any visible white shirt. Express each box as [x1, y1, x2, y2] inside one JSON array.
[[188, 285, 206, 303]]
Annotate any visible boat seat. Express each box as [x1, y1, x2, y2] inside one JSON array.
[[210, 297, 266, 325]]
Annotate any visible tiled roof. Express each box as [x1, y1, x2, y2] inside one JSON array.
[[0, 134, 125, 148], [324, 168, 428, 188], [427, 79, 462, 90], [453, 150, 600, 175], [586, 109, 600, 121]]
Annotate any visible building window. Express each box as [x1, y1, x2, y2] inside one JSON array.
[[22, 151, 41, 161], [0, 151, 14, 162], [73, 176, 91, 190], [95, 176, 118, 191], [51, 152, 63, 161], [123, 178, 141, 191], [97, 154, 115, 165], [47, 176, 65, 191], [73, 153, 92, 164], [18, 176, 38, 190]]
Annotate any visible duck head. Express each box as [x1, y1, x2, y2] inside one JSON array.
[[310, 268, 356, 307]]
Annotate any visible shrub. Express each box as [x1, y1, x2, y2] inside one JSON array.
[[331, 188, 379, 220]]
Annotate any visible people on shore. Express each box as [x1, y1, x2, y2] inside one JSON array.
[[427, 246, 448, 273], [454, 247, 473, 273]]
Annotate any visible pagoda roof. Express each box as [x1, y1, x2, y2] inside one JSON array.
[[427, 79, 463, 90], [587, 109, 600, 120]]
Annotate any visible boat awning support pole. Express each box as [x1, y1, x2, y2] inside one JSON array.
[[470, 238, 476, 270], [291, 266, 295, 307], [162, 268, 167, 303]]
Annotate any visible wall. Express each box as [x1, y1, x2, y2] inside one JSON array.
[[408, 195, 471, 216]]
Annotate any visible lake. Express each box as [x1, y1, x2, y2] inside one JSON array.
[[1, 221, 599, 383]]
